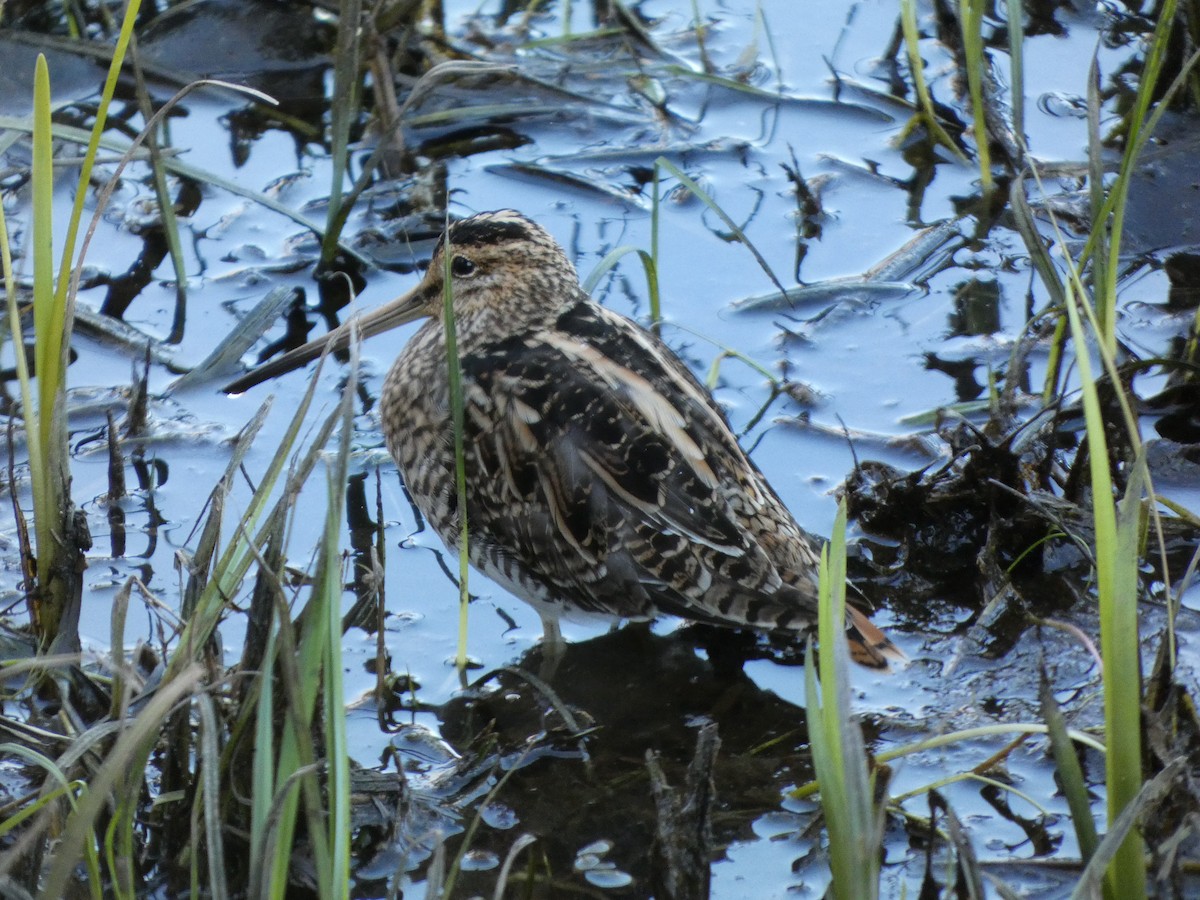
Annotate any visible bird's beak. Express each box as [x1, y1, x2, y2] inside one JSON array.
[[222, 282, 431, 394]]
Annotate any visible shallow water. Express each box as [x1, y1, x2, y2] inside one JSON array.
[[2, 0, 1199, 896]]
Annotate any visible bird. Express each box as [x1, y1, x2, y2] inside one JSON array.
[[224, 210, 899, 667]]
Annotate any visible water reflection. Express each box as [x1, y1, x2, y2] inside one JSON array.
[[418, 626, 817, 895]]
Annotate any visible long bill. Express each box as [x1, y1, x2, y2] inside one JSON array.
[[223, 283, 429, 394]]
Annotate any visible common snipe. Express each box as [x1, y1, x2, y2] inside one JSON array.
[[226, 210, 897, 667]]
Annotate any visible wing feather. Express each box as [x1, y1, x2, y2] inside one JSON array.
[[456, 301, 815, 623]]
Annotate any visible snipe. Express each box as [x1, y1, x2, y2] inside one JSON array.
[[225, 210, 898, 666]]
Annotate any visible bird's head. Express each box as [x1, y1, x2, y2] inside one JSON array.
[[223, 210, 580, 394], [415, 210, 579, 329]]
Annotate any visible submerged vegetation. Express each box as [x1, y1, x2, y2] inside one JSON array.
[[0, 0, 1197, 896]]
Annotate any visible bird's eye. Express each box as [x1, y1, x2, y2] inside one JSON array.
[[451, 255, 476, 277]]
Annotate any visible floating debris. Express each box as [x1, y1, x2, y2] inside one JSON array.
[[734, 217, 964, 311]]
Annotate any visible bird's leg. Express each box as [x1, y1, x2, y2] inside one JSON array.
[[538, 613, 566, 681]]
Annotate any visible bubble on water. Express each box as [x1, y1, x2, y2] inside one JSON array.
[[584, 869, 634, 889], [458, 849, 499, 871], [480, 801, 518, 830]]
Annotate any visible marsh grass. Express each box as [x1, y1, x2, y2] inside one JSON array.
[[128, 48, 189, 344], [0, 38, 363, 887], [440, 218, 474, 674], [321, 0, 364, 269], [1009, 15, 1200, 897], [0, 348, 363, 894], [2, 8, 293, 656], [793, 4, 1199, 895], [1, 1, 1198, 896], [804, 500, 884, 899], [956, 0, 993, 194], [899, 0, 971, 165], [1038, 0, 1200, 398], [963, 4, 1196, 896], [1005, 0, 1026, 149], [1063, 275, 1147, 899], [255, 342, 358, 899], [582, 153, 802, 329], [0, 0, 141, 657]]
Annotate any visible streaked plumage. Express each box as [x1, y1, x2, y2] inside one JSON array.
[[226, 210, 897, 667]]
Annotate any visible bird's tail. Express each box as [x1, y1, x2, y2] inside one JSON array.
[[846, 605, 905, 669]]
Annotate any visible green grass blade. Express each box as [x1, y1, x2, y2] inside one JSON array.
[[1070, 759, 1184, 900], [164, 348, 334, 682], [197, 693, 229, 900], [650, 164, 661, 324], [0, 744, 102, 898], [49, 0, 144, 414], [899, 0, 971, 165], [39, 665, 204, 900], [582, 245, 659, 323], [1005, 0, 1025, 148], [805, 500, 881, 900], [1039, 672, 1098, 863], [266, 361, 360, 897], [248, 625, 279, 895], [1096, 0, 1176, 355], [654, 155, 787, 296], [1063, 283, 1145, 900], [30, 54, 60, 605], [0, 147, 42, 599], [321, 0, 363, 265], [442, 222, 472, 672], [957, 0, 993, 193], [317, 337, 357, 898], [1086, 55, 1112, 351]]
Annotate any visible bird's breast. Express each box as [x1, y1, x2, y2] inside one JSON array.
[[380, 333, 458, 533]]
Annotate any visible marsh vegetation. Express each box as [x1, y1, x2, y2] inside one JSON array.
[[0, 0, 1198, 896]]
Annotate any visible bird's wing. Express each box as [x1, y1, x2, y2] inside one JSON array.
[[458, 302, 796, 613]]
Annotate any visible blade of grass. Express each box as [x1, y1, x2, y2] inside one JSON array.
[[957, 0, 993, 193], [1039, 670, 1099, 863], [39, 665, 205, 900], [492, 834, 537, 900], [265, 339, 359, 898], [0, 745, 102, 898], [130, 46, 190, 344], [316, 338, 357, 897], [582, 246, 660, 324], [654, 156, 788, 296], [1070, 758, 1184, 900], [321, 0, 363, 266], [792, 721, 1107, 799], [1063, 281, 1145, 900], [248, 624, 279, 895], [1086, 55, 1112, 351], [0, 132, 41, 606], [899, 0, 971, 165], [196, 693, 229, 900], [804, 499, 881, 900], [29, 54, 63, 638], [1005, 0, 1025, 150], [651, 162, 661, 324], [1093, 0, 1177, 357], [441, 218, 473, 674], [163, 339, 337, 681], [51, 0, 144, 380]]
